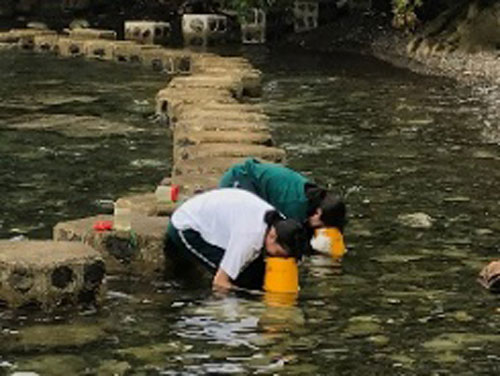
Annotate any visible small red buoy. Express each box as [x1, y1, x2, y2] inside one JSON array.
[[170, 184, 180, 202]]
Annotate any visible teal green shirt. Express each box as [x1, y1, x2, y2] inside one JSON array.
[[219, 158, 310, 222]]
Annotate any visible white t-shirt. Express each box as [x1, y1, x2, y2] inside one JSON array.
[[171, 188, 274, 280]]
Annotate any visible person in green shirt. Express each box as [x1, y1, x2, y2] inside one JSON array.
[[218, 158, 347, 237]]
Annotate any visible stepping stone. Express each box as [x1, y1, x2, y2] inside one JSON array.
[[178, 108, 269, 123], [173, 157, 246, 177], [175, 143, 286, 164], [176, 119, 269, 133], [115, 192, 177, 216], [169, 75, 243, 99], [54, 215, 169, 278], [83, 39, 115, 61], [0, 240, 105, 310], [56, 37, 86, 57], [174, 130, 272, 147], [68, 28, 117, 40], [171, 173, 219, 196]]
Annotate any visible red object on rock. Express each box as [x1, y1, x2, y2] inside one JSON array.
[[171, 184, 180, 202], [93, 220, 113, 232]]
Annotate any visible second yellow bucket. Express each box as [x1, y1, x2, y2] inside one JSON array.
[[264, 257, 299, 294]]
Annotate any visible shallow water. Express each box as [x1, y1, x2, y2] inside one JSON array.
[[1, 48, 500, 375], [0, 51, 171, 239]]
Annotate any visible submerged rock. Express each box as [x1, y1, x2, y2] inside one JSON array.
[[6, 114, 138, 137], [14, 355, 86, 376], [397, 212, 434, 229]]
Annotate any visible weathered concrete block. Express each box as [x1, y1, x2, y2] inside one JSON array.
[[83, 39, 115, 61], [4, 29, 57, 50], [125, 21, 171, 45], [115, 193, 177, 216], [56, 37, 86, 57], [173, 157, 246, 177], [53, 215, 169, 278], [169, 75, 244, 99], [200, 67, 262, 97], [0, 240, 105, 310], [242, 8, 266, 44], [141, 48, 175, 73], [174, 130, 273, 148], [171, 173, 220, 196], [175, 119, 269, 133], [156, 87, 237, 122], [175, 143, 286, 164], [178, 108, 269, 123], [34, 34, 60, 52], [68, 28, 117, 41], [182, 14, 227, 48], [192, 55, 252, 73], [294, 1, 319, 33], [168, 50, 193, 75], [111, 42, 158, 64]]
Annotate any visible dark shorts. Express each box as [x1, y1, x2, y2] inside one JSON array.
[[165, 222, 265, 290]]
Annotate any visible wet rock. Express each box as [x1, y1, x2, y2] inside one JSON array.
[[423, 333, 500, 352], [4, 323, 106, 351], [450, 311, 474, 323], [389, 354, 415, 369], [372, 254, 425, 263], [14, 355, 86, 376], [475, 228, 493, 236], [343, 316, 382, 338], [443, 196, 471, 203], [117, 342, 189, 366], [97, 360, 131, 376], [6, 114, 138, 137], [368, 335, 389, 346], [397, 212, 434, 229], [115, 193, 177, 217]]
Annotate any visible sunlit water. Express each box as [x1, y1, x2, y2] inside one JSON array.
[[1, 48, 500, 375]]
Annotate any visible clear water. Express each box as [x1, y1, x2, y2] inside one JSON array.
[[1, 48, 500, 375], [0, 51, 171, 239]]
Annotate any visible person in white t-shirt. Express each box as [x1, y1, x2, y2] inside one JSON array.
[[165, 188, 308, 290]]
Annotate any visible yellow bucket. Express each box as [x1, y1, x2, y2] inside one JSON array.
[[315, 227, 346, 259], [264, 257, 299, 294]]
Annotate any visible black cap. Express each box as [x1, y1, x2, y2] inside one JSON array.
[[274, 218, 308, 259], [320, 195, 347, 231]]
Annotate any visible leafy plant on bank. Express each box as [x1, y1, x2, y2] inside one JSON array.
[[392, 0, 423, 30]]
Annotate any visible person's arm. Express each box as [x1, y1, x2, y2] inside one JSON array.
[[213, 268, 234, 290]]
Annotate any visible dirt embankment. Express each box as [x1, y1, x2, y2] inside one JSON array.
[[285, 2, 500, 87]]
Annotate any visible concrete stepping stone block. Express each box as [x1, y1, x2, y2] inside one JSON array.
[[111, 42, 158, 64], [156, 88, 237, 121], [178, 108, 269, 123], [193, 55, 252, 72], [33, 34, 60, 52], [68, 28, 117, 40], [172, 157, 246, 177], [56, 37, 86, 57], [294, 1, 319, 33], [175, 143, 286, 164], [125, 21, 171, 45], [182, 14, 227, 48], [83, 39, 115, 61], [174, 130, 272, 148], [171, 173, 220, 196], [169, 75, 244, 99], [115, 193, 177, 216], [141, 48, 175, 73], [241, 8, 266, 44], [54, 215, 169, 278], [175, 119, 269, 133], [165, 101, 265, 121], [0, 240, 105, 310]]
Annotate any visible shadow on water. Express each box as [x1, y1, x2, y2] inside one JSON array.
[[1, 47, 500, 374]]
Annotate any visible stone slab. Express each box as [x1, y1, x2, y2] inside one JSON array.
[[174, 130, 272, 147], [0, 240, 105, 310], [175, 119, 269, 133], [68, 28, 117, 41], [169, 75, 243, 99], [56, 37, 86, 57], [83, 39, 115, 61], [178, 108, 269, 123], [53, 214, 170, 278], [33, 34, 60, 52], [172, 157, 245, 177], [171, 173, 220, 196], [115, 192, 178, 216], [175, 143, 286, 164]]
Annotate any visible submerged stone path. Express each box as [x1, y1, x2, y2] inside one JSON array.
[[0, 27, 285, 308]]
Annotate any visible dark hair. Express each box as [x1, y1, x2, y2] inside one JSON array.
[[319, 194, 347, 231], [264, 210, 308, 260], [305, 183, 327, 216]]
